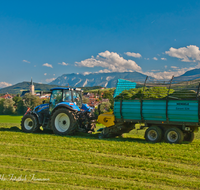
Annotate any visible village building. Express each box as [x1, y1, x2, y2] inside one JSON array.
[[0, 93, 13, 99]]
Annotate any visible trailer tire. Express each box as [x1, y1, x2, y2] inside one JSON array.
[[51, 108, 78, 135], [184, 132, 195, 142], [164, 127, 184, 144], [145, 126, 162, 143], [21, 114, 40, 133]]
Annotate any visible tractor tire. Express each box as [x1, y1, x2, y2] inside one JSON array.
[[145, 126, 163, 143], [21, 114, 40, 133], [184, 132, 195, 142], [164, 127, 184, 144], [51, 108, 78, 135]]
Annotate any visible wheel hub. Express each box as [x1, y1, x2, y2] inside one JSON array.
[[24, 118, 34, 130], [55, 113, 70, 132], [148, 130, 157, 141], [167, 131, 178, 142]]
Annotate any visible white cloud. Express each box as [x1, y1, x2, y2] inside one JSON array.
[[0, 82, 12, 88], [82, 72, 92, 76], [151, 70, 160, 72], [45, 78, 56, 82], [124, 52, 142, 58], [143, 63, 200, 80], [43, 63, 53, 68], [44, 73, 47, 76], [165, 65, 167, 69], [58, 62, 68, 66], [165, 45, 200, 62], [53, 74, 55, 76], [23, 60, 30, 63], [161, 58, 167, 60], [153, 57, 158, 60], [171, 66, 178, 69], [76, 51, 142, 72], [95, 69, 112, 73]]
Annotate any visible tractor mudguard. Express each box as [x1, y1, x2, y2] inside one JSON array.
[[25, 110, 43, 125], [51, 103, 79, 116], [34, 103, 49, 113]]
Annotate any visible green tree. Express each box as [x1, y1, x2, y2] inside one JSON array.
[[17, 100, 26, 115], [82, 96, 89, 104], [13, 94, 22, 106], [99, 101, 111, 113], [23, 93, 43, 109], [3, 99, 16, 115], [0, 98, 5, 114], [102, 91, 114, 110]]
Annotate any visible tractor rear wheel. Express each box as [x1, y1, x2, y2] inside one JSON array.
[[51, 108, 78, 135], [21, 114, 40, 133]]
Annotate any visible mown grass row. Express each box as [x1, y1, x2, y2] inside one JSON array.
[[0, 116, 200, 189]]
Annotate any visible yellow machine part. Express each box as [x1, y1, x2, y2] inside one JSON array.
[[97, 112, 115, 127]]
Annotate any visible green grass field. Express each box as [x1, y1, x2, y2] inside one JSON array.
[[0, 115, 200, 189]]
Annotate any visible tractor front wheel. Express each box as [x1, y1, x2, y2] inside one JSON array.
[[21, 114, 40, 133], [51, 108, 78, 135]]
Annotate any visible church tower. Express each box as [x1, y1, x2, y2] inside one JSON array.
[[30, 78, 35, 95]]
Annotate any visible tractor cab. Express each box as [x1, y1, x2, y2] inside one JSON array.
[[49, 87, 83, 113]]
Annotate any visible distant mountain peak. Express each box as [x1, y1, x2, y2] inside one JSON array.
[[49, 71, 154, 88], [174, 68, 200, 81]]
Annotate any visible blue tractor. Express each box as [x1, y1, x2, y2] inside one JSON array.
[[21, 87, 96, 135]]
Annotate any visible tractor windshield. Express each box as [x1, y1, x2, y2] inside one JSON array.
[[72, 91, 82, 108], [49, 90, 63, 112]]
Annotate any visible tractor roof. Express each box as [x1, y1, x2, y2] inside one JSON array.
[[50, 87, 82, 91]]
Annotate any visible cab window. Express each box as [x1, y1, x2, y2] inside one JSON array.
[[63, 90, 72, 102], [72, 91, 82, 107]]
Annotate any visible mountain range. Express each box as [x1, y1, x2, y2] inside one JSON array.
[[49, 69, 200, 87], [49, 72, 154, 88], [173, 68, 200, 82], [1, 69, 200, 94]]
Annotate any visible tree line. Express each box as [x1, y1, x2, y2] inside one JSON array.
[[0, 93, 49, 115]]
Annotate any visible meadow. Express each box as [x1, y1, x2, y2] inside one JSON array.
[[0, 115, 199, 189]]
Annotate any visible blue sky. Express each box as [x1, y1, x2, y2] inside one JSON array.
[[1, 0, 200, 87]]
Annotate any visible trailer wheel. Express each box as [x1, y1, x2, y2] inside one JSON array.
[[21, 114, 40, 133], [51, 108, 78, 135], [184, 132, 195, 142], [145, 126, 162, 143], [164, 127, 184, 144]]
